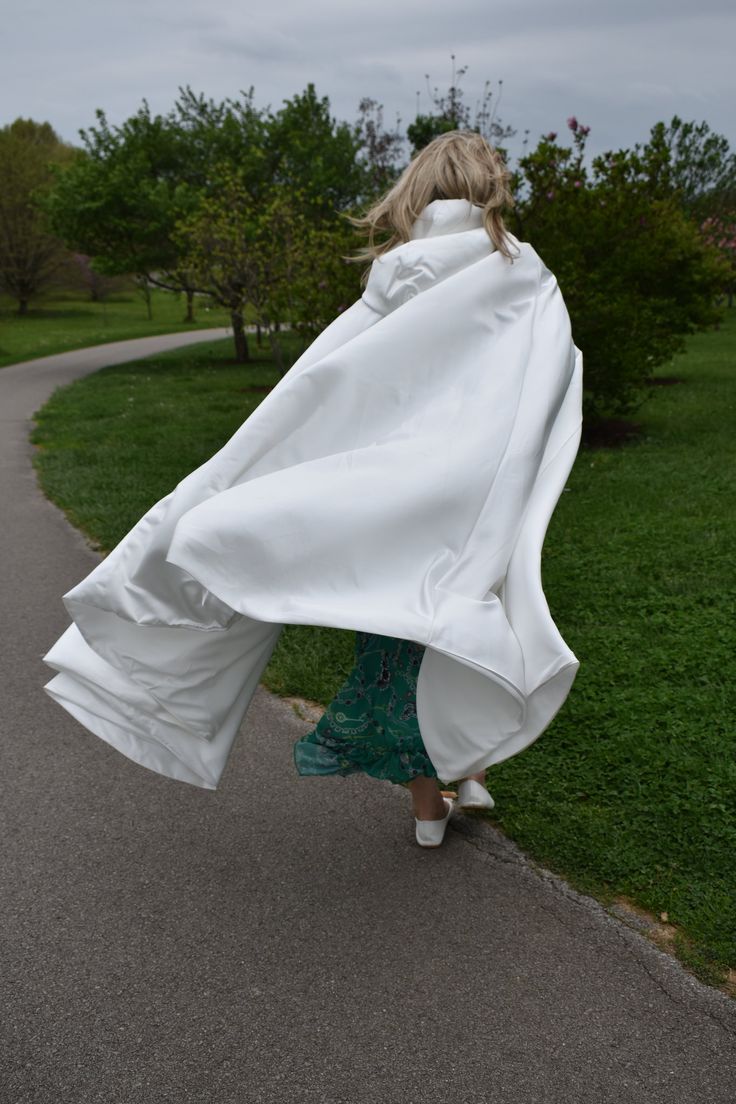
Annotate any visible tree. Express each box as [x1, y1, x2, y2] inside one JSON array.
[[515, 118, 731, 422], [171, 84, 270, 202], [42, 85, 365, 326], [611, 115, 736, 222], [41, 103, 208, 321], [0, 119, 75, 314], [175, 170, 362, 369], [585, 115, 736, 311], [263, 84, 368, 219], [174, 169, 261, 362]]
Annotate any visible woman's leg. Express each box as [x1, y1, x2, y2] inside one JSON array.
[[409, 769, 487, 818], [408, 775, 448, 820]]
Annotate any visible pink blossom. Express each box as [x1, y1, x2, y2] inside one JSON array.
[[547, 190, 555, 200], [567, 115, 578, 131], [545, 131, 557, 141], [573, 180, 582, 188], [579, 125, 591, 136]]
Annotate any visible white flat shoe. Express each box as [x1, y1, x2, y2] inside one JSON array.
[[456, 778, 495, 810], [415, 797, 454, 848]]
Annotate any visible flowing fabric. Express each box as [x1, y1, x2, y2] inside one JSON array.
[[43, 198, 584, 789]]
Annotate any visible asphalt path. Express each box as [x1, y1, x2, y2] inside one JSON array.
[[1, 332, 734, 1103]]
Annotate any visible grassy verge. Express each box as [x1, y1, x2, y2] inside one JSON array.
[[0, 288, 231, 368], [31, 316, 736, 989]]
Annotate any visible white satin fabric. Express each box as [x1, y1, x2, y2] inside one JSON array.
[[43, 198, 583, 789]]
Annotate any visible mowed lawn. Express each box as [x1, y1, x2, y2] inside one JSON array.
[[0, 287, 231, 368], [31, 314, 736, 989]]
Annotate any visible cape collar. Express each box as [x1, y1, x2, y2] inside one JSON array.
[[410, 198, 485, 240], [362, 201, 495, 316]]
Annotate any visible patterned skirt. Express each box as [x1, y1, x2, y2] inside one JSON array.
[[293, 631, 438, 784]]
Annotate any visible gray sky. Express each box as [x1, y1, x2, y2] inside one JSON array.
[[3, 0, 735, 165]]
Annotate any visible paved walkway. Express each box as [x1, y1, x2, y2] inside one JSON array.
[[0, 333, 734, 1103]]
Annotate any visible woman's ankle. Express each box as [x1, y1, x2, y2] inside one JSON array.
[[408, 776, 447, 820]]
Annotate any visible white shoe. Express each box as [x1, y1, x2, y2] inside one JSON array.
[[456, 778, 495, 810], [415, 797, 454, 848]]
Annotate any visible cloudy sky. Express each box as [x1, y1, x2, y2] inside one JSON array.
[[3, 0, 735, 165]]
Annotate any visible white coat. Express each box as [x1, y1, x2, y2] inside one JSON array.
[[43, 198, 584, 789]]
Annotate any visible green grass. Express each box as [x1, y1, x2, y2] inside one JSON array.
[[31, 314, 736, 989], [0, 287, 231, 367]]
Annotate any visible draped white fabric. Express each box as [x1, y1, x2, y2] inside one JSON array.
[[43, 198, 583, 789]]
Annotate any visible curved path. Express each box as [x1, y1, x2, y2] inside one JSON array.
[[0, 333, 734, 1103]]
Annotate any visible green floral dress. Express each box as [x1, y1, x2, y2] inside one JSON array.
[[293, 631, 438, 784]]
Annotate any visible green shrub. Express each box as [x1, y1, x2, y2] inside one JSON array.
[[513, 121, 730, 422]]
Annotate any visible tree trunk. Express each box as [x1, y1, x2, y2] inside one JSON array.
[[185, 288, 195, 323], [136, 276, 153, 320], [269, 330, 287, 377], [230, 310, 250, 363], [17, 298, 29, 316]]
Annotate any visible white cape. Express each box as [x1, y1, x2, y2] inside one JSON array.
[[43, 198, 583, 789]]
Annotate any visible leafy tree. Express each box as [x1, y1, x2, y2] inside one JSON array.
[[583, 114, 736, 310], [174, 168, 261, 362], [263, 84, 368, 219], [515, 118, 731, 421], [613, 115, 736, 221], [0, 118, 76, 314], [41, 103, 209, 321], [175, 170, 362, 369], [278, 214, 362, 354], [171, 85, 269, 198], [169, 84, 370, 364], [42, 84, 363, 327]]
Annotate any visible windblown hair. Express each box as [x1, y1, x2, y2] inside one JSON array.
[[347, 130, 517, 276]]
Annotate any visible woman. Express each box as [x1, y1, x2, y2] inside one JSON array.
[[44, 131, 583, 850]]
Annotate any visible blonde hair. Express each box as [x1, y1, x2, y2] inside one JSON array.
[[347, 130, 517, 274]]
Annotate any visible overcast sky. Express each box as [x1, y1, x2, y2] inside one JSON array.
[[3, 0, 735, 165]]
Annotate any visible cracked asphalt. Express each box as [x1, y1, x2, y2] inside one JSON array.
[[1, 334, 734, 1103]]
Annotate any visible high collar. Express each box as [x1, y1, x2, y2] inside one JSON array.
[[362, 198, 495, 317], [410, 198, 485, 240]]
